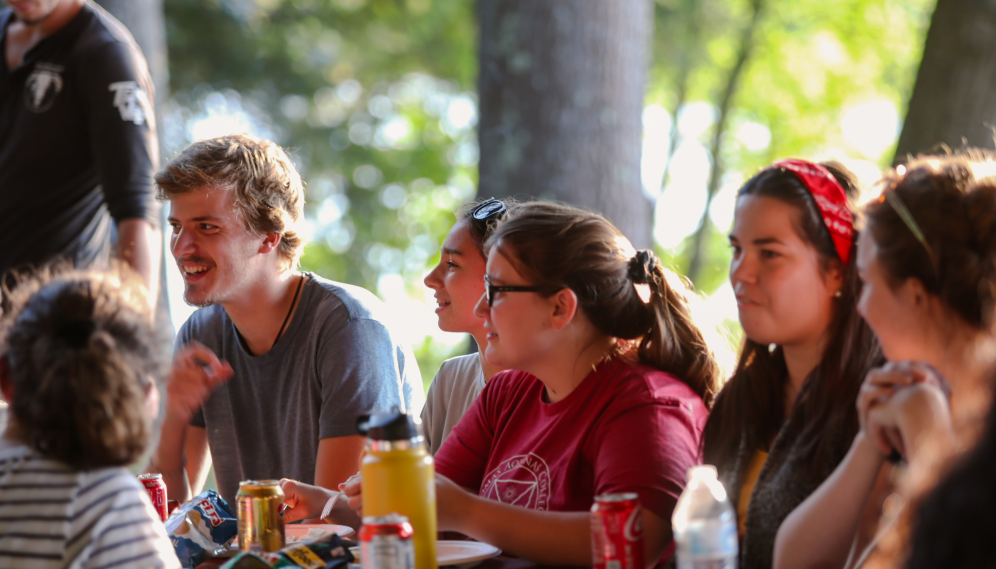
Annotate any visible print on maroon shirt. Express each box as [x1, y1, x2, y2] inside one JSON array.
[[434, 356, 709, 541], [481, 453, 552, 510]]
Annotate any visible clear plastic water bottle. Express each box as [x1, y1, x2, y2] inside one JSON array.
[[672, 465, 738, 569]]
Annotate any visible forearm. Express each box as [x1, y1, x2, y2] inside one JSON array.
[[774, 433, 885, 569], [898, 389, 954, 464], [150, 413, 193, 502], [450, 494, 591, 566], [314, 436, 365, 490], [115, 218, 161, 305]]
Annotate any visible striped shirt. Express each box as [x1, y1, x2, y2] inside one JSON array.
[[0, 444, 180, 569]]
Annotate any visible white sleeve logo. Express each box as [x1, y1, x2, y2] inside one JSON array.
[[109, 81, 151, 125]]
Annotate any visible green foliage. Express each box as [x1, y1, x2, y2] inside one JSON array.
[[164, 0, 479, 388], [648, 0, 934, 296], [659, 223, 733, 296], [162, 0, 936, 388]]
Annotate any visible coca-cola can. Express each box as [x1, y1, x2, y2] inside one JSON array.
[[359, 514, 415, 569], [591, 492, 645, 569], [137, 473, 168, 522]]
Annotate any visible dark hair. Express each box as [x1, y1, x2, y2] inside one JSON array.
[[703, 161, 884, 476], [905, 383, 996, 569], [458, 197, 515, 258], [863, 153, 996, 332], [155, 133, 304, 271], [0, 268, 168, 469], [487, 201, 723, 405]]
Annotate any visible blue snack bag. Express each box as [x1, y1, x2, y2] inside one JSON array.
[[166, 490, 239, 568]]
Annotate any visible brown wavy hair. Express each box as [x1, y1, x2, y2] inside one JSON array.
[[155, 133, 305, 271], [703, 161, 884, 477], [0, 267, 169, 469], [486, 201, 723, 406], [859, 152, 996, 568]]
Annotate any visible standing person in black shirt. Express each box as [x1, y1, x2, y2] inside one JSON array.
[[0, 0, 160, 307]]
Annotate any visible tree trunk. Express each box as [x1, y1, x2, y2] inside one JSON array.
[[477, 0, 653, 248], [893, 0, 996, 163]]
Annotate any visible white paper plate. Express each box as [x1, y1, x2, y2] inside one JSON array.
[[437, 540, 501, 567], [289, 523, 355, 541], [350, 540, 501, 568]]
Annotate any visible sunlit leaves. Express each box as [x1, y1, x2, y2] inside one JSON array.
[[165, 0, 478, 387]]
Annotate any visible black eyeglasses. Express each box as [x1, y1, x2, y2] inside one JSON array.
[[484, 275, 559, 307]]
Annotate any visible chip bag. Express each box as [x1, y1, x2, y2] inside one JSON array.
[[220, 534, 354, 569], [166, 490, 239, 568]]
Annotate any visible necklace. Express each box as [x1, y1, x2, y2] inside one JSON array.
[[274, 274, 304, 345]]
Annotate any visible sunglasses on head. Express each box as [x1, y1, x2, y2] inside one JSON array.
[[483, 274, 560, 307], [471, 198, 507, 221]]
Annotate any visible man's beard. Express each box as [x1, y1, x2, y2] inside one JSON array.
[[183, 295, 214, 309], [14, 10, 53, 26]]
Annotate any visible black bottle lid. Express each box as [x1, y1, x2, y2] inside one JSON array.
[[356, 406, 420, 441]]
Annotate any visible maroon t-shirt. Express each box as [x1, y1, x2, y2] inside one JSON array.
[[434, 356, 709, 558]]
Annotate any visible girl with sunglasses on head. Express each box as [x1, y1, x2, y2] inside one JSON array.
[[774, 154, 996, 569], [703, 159, 884, 569], [420, 197, 511, 455], [425, 201, 721, 566], [285, 201, 722, 566]]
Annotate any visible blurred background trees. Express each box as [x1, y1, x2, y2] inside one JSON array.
[[893, 0, 996, 163], [87, 0, 956, 389], [477, 0, 653, 247]]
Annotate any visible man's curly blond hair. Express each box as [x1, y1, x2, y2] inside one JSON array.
[[155, 133, 305, 271]]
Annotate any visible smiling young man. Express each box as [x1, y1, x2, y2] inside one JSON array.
[[149, 134, 423, 506], [0, 0, 161, 306]]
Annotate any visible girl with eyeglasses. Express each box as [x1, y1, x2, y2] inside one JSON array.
[[420, 198, 511, 455], [425, 200, 721, 565], [287, 201, 722, 566], [703, 159, 884, 569], [773, 154, 996, 569]]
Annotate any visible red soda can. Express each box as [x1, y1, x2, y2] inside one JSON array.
[[591, 492, 645, 569], [359, 514, 415, 569], [137, 473, 168, 522]]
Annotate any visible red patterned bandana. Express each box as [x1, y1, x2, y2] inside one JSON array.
[[773, 158, 854, 264]]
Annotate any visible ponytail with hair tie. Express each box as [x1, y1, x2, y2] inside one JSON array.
[[628, 250, 659, 304], [486, 201, 722, 407], [56, 319, 97, 349]]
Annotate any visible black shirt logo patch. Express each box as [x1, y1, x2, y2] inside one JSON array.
[[24, 63, 64, 113], [109, 81, 150, 125]]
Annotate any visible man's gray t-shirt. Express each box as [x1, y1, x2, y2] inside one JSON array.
[[183, 273, 424, 505]]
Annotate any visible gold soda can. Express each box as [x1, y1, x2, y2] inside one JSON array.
[[236, 479, 286, 552]]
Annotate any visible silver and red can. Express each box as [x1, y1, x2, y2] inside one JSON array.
[[137, 473, 168, 522], [359, 514, 415, 569], [591, 492, 645, 569]]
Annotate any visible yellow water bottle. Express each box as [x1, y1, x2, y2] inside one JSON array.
[[358, 408, 438, 569]]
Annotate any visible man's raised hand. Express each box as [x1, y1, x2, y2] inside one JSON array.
[[166, 341, 233, 423]]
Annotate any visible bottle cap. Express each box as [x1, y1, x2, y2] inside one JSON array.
[[688, 465, 718, 480], [356, 406, 420, 440]]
